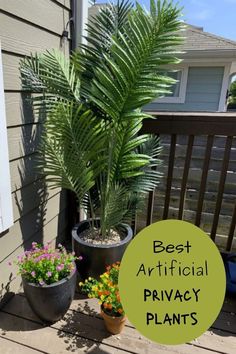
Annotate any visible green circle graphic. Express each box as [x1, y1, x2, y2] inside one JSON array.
[[119, 220, 226, 345]]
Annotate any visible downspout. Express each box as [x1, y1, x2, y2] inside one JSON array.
[[72, 0, 88, 50]]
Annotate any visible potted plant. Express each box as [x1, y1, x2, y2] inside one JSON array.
[[80, 262, 126, 334], [20, 1, 183, 279], [15, 242, 79, 323]]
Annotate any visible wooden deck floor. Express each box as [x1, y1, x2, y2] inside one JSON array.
[[0, 292, 236, 354]]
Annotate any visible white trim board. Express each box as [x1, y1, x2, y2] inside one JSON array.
[[218, 64, 231, 112], [0, 41, 13, 233], [230, 62, 236, 75], [182, 58, 236, 64]]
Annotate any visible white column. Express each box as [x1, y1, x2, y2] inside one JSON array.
[[74, 0, 89, 47], [0, 42, 13, 232]]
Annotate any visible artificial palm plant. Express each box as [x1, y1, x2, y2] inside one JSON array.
[[21, 0, 183, 239]]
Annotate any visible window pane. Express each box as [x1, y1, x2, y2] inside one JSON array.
[[165, 70, 182, 97]]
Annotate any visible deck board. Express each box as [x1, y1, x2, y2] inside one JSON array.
[[0, 293, 236, 354], [0, 336, 44, 353], [0, 310, 128, 354]]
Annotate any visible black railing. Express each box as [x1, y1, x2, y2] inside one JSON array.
[[137, 112, 236, 251]]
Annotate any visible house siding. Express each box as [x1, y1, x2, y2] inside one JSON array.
[[0, 0, 71, 307], [146, 67, 225, 112]]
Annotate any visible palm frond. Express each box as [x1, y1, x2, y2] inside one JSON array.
[[19, 0, 184, 236], [100, 183, 130, 234], [133, 135, 163, 191], [20, 50, 80, 114], [87, 0, 184, 120], [74, 0, 133, 106], [38, 103, 106, 202], [86, 0, 133, 52]]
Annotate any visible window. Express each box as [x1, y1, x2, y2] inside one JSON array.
[[0, 41, 13, 233], [155, 67, 188, 104]]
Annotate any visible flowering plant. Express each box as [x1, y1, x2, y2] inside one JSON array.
[[15, 242, 79, 286], [79, 262, 124, 317]]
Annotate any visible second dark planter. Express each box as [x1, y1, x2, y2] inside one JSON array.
[[72, 220, 133, 279]]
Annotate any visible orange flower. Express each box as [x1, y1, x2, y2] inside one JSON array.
[[81, 263, 123, 316]]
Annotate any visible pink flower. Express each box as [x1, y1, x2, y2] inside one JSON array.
[[32, 242, 38, 249], [39, 280, 45, 286], [56, 264, 64, 272], [31, 271, 36, 277], [78, 256, 83, 261], [46, 271, 52, 277]]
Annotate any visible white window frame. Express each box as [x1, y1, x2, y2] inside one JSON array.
[[179, 60, 232, 112], [0, 41, 13, 233], [154, 66, 189, 104]]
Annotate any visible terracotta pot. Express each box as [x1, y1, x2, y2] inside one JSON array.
[[101, 308, 126, 334]]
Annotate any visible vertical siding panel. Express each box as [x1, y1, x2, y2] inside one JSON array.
[[0, 0, 71, 307]]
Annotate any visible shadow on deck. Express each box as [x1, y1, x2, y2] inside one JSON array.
[[0, 292, 236, 353]]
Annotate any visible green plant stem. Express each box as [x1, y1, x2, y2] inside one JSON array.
[[100, 121, 118, 239], [88, 191, 95, 229], [99, 148, 106, 239]]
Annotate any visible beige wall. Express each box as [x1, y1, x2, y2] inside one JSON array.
[[0, 0, 71, 307], [88, 3, 107, 18]]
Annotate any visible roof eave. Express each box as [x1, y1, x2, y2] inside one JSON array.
[[180, 49, 236, 59]]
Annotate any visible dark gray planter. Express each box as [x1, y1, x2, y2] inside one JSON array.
[[72, 220, 133, 280], [22, 268, 77, 323]]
